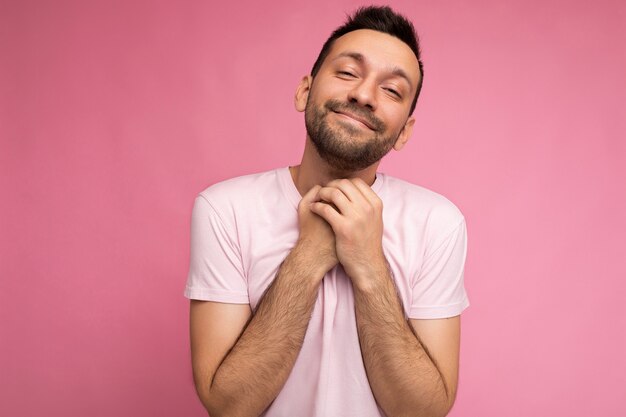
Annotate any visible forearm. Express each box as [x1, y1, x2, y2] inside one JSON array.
[[207, 243, 324, 417], [353, 264, 451, 417]]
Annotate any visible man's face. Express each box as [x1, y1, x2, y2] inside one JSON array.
[[303, 29, 421, 172]]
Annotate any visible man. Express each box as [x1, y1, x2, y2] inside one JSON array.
[[185, 6, 469, 417]]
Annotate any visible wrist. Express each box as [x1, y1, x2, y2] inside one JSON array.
[[291, 239, 336, 278], [346, 254, 389, 292]]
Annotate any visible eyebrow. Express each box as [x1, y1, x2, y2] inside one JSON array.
[[332, 51, 414, 90]]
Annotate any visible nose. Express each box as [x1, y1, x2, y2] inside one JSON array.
[[347, 78, 377, 111]]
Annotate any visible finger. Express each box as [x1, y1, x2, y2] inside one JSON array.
[[316, 186, 351, 214], [325, 178, 368, 206], [349, 177, 382, 207], [300, 184, 323, 205], [310, 201, 343, 230]]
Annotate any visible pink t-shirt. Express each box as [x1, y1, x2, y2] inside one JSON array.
[[185, 167, 469, 416]]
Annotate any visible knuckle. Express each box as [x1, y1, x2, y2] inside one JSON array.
[[306, 185, 320, 199], [339, 179, 351, 188]]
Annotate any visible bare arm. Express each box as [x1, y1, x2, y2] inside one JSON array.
[[352, 261, 460, 417], [190, 185, 337, 417], [310, 178, 461, 417]]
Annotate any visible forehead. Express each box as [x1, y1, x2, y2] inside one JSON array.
[[324, 29, 420, 85]]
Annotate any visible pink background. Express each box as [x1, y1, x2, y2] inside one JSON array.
[[1, 0, 625, 416]]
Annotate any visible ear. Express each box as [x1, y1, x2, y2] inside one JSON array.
[[294, 75, 313, 112], [393, 116, 415, 151]]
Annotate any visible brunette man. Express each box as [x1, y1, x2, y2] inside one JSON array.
[[185, 6, 469, 417]]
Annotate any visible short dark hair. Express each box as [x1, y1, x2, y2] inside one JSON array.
[[310, 5, 424, 114]]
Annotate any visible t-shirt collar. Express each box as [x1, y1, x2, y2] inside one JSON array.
[[278, 166, 384, 210]]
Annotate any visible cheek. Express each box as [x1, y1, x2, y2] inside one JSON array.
[[313, 81, 349, 100], [306, 87, 325, 106], [387, 107, 411, 129], [383, 113, 405, 131]]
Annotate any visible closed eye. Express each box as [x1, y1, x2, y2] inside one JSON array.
[[338, 71, 356, 77], [384, 87, 401, 97]]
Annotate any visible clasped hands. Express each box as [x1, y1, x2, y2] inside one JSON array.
[[297, 178, 387, 287]]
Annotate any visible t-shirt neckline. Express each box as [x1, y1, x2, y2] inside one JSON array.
[[277, 166, 385, 210]]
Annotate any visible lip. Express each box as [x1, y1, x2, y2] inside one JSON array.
[[333, 110, 376, 131]]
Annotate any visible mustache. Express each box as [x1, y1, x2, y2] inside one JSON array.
[[324, 100, 384, 132]]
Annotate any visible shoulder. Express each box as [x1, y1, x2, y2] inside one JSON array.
[[198, 168, 280, 204], [379, 174, 465, 234], [193, 168, 282, 220]]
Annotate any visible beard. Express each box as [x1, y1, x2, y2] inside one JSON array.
[[304, 98, 401, 172]]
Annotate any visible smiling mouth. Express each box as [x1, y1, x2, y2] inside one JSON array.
[[332, 110, 376, 131]]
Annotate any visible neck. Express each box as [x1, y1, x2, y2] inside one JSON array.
[[289, 138, 379, 197]]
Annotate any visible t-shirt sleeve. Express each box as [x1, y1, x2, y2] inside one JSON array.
[[409, 219, 470, 319], [184, 194, 249, 303]]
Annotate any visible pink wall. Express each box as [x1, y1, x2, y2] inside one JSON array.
[[1, 0, 624, 416]]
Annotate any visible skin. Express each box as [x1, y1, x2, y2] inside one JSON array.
[[190, 29, 462, 417], [190, 185, 337, 417]]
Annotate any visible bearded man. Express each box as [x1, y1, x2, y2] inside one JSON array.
[[184, 6, 469, 417]]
